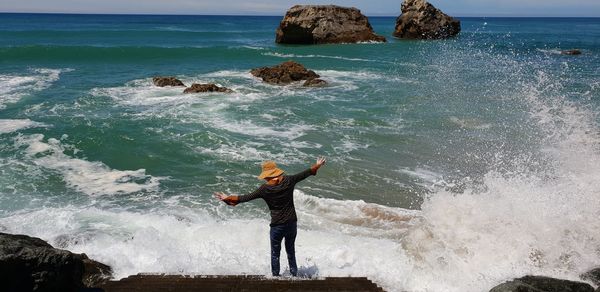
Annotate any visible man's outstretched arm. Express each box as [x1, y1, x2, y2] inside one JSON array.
[[288, 157, 326, 185], [214, 186, 264, 206]]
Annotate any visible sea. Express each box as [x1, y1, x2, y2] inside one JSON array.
[[0, 13, 599, 292]]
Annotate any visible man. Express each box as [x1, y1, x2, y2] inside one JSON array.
[[214, 157, 326, 277]]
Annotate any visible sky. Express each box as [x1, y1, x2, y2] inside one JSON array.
[[0, 0, 599, 17]]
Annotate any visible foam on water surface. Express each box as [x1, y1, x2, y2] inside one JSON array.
[[0, 119, 49, 134], [12, 134, 162, 196]]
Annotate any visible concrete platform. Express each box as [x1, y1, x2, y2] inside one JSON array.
[[98, 274, 386, 292]]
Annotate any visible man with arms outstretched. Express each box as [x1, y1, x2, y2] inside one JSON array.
[[214, 157, 326, 277]]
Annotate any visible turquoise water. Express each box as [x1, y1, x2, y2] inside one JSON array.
[[1, 14, 599, 291]]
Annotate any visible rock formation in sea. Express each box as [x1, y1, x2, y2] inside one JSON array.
[[275, 5, 386, 44], [153, 76, 186, 87], [303, 78, 328, 87], [393, 0, 461, 40], [488, 275, 594, 292], [183, 83, 233, 93], [0, 233, 112, 291], [250, 61, 327, 86]]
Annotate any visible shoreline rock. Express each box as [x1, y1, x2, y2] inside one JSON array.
[[489, 275, 594, 292], [250, 61, 326, 87], [183, 83, 233, 93], [153, 76, 186, 87], [276, 5, 386, 44], [0, 232, 112, 291], [394, 0, 461, 40]]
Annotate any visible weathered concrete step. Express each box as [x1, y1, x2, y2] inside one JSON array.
[[99, 274, 386, 292]]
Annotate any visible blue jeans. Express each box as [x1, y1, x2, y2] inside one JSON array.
[[270, 221, 297, 276]]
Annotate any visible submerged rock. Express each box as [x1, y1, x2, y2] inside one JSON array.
[[394, 0, 461, 39], [183, 83, 232, 93], [561, 49, 582, 55], [489, 275, 594, 292], [303, 78, 327, 87], [251, 61, 326, 86], [276, 5, 386, 44], [153, 76, 186, 87], [0, 232, 112, 291]]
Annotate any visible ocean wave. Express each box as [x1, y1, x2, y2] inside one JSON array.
[[12, 134, 162, 196], [0, 68, 69, 109], [0, 191, 419, 291]]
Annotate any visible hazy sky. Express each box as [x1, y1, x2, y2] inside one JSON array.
[[1, 0, 599, 17]]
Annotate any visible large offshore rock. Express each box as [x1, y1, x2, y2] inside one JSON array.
[[489, 275, 594, 292], [250, 61, 324, 85], [0, 233, 112, 291], [275, 5, 386, 44], [394, 0, 461, 39]]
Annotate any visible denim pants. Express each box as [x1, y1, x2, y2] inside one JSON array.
[[269, 221, 297, 276]]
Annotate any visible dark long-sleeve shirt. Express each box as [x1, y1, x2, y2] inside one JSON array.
[[238, 168, 315, 226]]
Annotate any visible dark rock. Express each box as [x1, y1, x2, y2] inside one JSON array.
[[394, 0, 461, 40], [489, 275, 594, 292], [561, 49, 582, 55], [251, 61, 320, 85], [0, 233, 112, 291], [183, 83, 232, 94], [581, 267, 600, 286], [276, 5, 386, 44], [303, 78, 327, 87], [153, 76, 185, 87], [82, 254, 113, 287]]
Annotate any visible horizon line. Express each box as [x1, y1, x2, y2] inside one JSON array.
[[0, 11, 599, 18]]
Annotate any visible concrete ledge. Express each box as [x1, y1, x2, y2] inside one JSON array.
[[98, 274, 386, 292]]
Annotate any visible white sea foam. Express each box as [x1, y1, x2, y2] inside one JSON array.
[[13, 134, 162, 196], [262, 52, 382, 63], [0, 68, 68, 109], [396, 70, 600, 291], [0, 119, 49, 134]]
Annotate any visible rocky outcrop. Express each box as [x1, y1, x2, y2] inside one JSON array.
[[275, 5, 386, 44], [561, 49, 582, 55], [394, 0, 461, 39], [489, 275, 594, 292], [153, 76, 185, 87], [0, 233, 112, 291], [183, 83, 232, 93], [251, 61, 326, 86]]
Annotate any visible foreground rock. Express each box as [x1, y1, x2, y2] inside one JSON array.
[[152, 76, 185, 87], [581, 267, 600, 286], [561, 49, 582, 55], [489, 275, 594, 292], [394, 0, 461, 39], [0, 233, 112, 291], [183, 83, 232, 93], [276, 5, 386, 44], [251, 61, 326, 86]]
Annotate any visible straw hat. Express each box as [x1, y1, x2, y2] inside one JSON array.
[[258, 161, 285, 179]]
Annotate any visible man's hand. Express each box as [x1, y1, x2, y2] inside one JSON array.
[[315, 157, 326, 169], [311, 157, 326, 174], [214, 192, 238, 206]]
